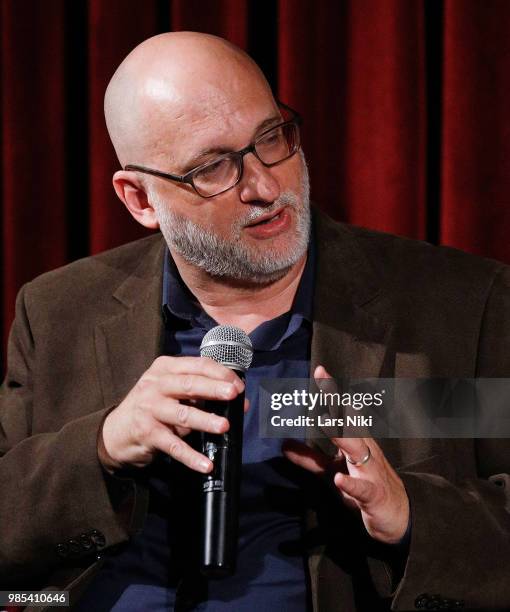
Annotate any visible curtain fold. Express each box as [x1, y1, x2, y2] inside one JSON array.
[[441, 0, 510, 261], [2, 0, 510, 367], [1, 1, 67, 353], [88, 0, 163, 254]]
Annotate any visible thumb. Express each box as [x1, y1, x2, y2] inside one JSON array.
[[314, 364, 332, 379]]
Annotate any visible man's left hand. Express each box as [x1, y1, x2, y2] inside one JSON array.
[[283, 365, 410, 545]]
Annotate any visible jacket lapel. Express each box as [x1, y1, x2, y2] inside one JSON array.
[[307, 212, 395, 611], [94, 236, 166, 408], [309, 211, 395, 445]]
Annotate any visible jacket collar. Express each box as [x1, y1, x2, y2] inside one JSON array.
[[95, 235, 166, 407], [311, 208, 393, 381]]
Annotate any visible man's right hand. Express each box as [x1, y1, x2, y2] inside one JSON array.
[[98, 356, 244, 474]]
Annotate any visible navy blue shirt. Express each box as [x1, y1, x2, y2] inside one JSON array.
[[77, 242, 315, 612]]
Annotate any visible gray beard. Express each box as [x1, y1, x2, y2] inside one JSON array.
[[150, 156, 311, 284]]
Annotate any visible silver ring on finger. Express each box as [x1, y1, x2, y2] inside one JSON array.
[[345, 445, 371, 467]]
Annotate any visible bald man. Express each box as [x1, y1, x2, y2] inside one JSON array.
[[1, 31, 510, 612]]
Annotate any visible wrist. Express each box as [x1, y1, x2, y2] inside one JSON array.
[[97, 411, 123, 473]]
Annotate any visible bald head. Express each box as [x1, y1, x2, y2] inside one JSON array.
[[104, 32, 274, 168]]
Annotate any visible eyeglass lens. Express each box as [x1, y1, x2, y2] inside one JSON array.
[[193, 123, 299, 197]]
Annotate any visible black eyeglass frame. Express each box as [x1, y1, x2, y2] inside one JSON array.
[[124, 101, 302, 198]]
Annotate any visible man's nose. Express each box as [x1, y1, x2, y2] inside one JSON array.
[[238, 153, 280, 204]]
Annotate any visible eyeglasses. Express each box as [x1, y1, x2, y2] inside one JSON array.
[[124, 102, 302, 198]]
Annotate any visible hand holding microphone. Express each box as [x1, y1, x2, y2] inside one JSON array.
[[98, 324, 252, 578], [98, 353, 245, 474]]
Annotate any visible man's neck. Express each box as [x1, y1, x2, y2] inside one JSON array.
[[170, 250, 308, 334]]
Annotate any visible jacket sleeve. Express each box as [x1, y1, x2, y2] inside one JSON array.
[[391, 265, 510, 611], [0, 284, 147, 587]]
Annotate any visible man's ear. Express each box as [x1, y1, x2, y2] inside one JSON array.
[[112, 170, 160, 229]]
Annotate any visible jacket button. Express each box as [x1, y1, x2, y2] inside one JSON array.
[[68, 539, 81, 556], [55, 543, 69, 558], [415, 593, 429, 608], [79, 534, 93, 551], [90, 529, 106, 548]]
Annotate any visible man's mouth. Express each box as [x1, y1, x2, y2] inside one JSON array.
[[243, 206, 292, 238], [246, 207, 285, 227]]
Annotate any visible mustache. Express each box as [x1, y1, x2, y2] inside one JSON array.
[[238, 192, 299, 228]]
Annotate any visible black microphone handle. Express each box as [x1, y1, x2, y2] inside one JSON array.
[[200, 371, 245, 578]]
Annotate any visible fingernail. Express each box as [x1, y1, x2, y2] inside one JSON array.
[[233, 375, 244, 389], [215, 417, 227, 433], [219, 383, 234, 398], [199, 459, 211, 473]]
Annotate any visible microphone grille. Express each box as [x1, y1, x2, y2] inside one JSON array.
[[200, 325, 253, 372]]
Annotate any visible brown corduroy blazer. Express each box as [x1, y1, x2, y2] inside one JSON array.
[[2, 210, 510, 611]]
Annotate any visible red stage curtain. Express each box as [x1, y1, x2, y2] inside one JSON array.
[[1, 0, 68, 369], [88, 0, 163, 254], [2, 0, 510, 368], [441, 0, 510, 261], [279, 0, 427, 236]]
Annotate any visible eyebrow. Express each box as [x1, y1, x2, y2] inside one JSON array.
[[180, 113, 282, 173]]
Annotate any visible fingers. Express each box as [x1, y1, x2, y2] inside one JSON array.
[[152, 398, 229, 435], [314, 364, 332, 379], [102, 355, 247, 472], [334, 472, 375, 505], [156, 373, 240, 402], [151, 426, 212, 474], [330, 437, 371, 464], [283, 436, 377, 505], [281, 363, 410, 544], [151, 356, 244, 392], [282, 439, 331, 475], [312, 365, 379, 471]]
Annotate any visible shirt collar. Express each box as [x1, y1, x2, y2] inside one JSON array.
[[162, 230, 315, 350]]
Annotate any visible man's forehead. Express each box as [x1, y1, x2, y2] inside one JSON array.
[[147, 91, 279, 167], [145, 73, 275, 122]]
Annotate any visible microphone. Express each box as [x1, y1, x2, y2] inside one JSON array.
[[199, 325, 253, 578]]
